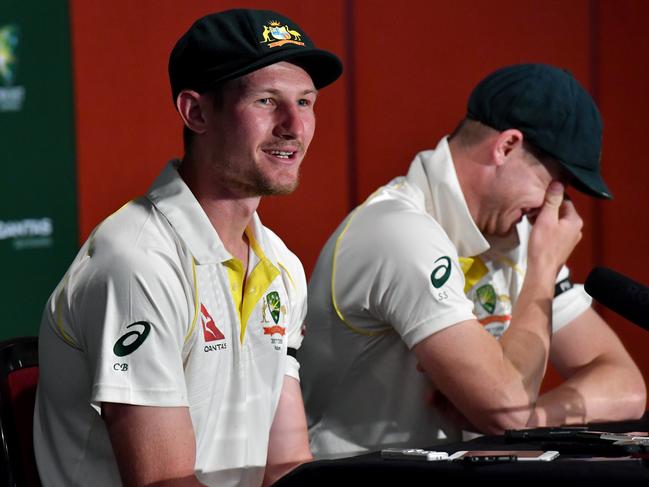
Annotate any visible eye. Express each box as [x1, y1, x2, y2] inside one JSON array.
[[257, 98, 273, 105], [298, 98, 315, 107]]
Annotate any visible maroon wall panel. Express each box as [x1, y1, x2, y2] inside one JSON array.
[[597, 0, 649, 390]]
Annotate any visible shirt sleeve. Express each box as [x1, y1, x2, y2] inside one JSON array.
[[280, 249, 307, 381], [334, 200, 476, 350], [71, 242, 194, 413], [552, 265, 593, 332]]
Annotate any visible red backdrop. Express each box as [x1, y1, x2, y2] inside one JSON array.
[[69, 0, 649, 399]]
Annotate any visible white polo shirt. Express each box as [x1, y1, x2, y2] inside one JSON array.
[[300, 137, 592, 458], [34, 160, 306, 487]]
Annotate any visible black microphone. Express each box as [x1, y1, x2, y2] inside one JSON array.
[[585, 267, 649, 331]]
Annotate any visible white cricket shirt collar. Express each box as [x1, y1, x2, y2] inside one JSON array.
[[406, 137, 490, 258], [146, 160, 279, 266]]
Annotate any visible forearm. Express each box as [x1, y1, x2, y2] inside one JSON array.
[[418, 270, 570, 433], [416, 271, 558, 434], [497, 182, 582, 406], [263, 377, 312, 487], [499, 265, 556, 401], [415, 318, 551, 434], [103, 403, 206, 487], [529, 358, 647, 426], [416, 184, 584, 433]]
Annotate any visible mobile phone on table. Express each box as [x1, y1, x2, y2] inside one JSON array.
[[381, 448, 449, 461], [449, 450, 559, 463]]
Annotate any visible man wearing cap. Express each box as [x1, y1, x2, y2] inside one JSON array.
[[300, 64, 646, 458], [34, 9, 341, 486]]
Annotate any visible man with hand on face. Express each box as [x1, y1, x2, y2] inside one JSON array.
[[34, 9, 341, 487], [300, 64, 646, 458]]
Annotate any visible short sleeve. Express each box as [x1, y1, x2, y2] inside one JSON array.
[[278, 246, 308, 381], [71, 244, 194, 413], [552, 265, 592, 332], [334, 200, 476, 349]]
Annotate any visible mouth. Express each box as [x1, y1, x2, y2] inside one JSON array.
[[262, 147, 300, 161]]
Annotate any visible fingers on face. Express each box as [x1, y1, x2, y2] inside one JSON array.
[[544, 181, 565, 208], [558, 198, 582, 224]]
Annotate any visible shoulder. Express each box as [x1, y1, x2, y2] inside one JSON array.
[[77, 198, 191, 293], [332, 184, 463, 304], [91, 198, 177, 255], [340, 187, 457, 263]]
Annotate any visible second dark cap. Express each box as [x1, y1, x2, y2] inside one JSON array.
[[169, 9, 343, 104], [467, 63, 611, 199]]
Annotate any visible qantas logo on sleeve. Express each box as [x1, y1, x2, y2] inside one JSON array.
[[201, 303, 226, 353]]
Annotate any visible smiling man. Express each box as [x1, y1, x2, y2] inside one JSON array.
[[34, 9, 341, 487], [300, 64, 646, 458]]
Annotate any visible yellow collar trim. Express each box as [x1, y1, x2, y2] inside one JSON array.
[[460, 256, 489, 293], [225, 226, 280, 343]]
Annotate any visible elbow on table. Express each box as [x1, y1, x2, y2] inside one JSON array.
[[615, 367, 648, 420], [626, 380, 647, 420], [471, 408, 531, 435], [461, 385, 535, 434]]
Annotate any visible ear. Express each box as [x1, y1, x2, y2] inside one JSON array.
[[176, 90, 208, 136], [492, 128, 524, 166]]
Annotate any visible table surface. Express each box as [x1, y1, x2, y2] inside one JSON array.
[[274, 414, 649, 486]]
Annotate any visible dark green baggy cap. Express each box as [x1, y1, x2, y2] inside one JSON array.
[[467, 63, 611, 199], [169, 9, 343, 104]]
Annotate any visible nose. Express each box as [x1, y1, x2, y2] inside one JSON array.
[[273, 103, 304, 140]]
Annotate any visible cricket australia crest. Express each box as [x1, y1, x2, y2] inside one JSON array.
[[260, 20, 305, 48], [261, 291, 287, 350]]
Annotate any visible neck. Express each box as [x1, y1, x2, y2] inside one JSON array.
[[179, 155, 260, 263], [202, 198, 257, 262]]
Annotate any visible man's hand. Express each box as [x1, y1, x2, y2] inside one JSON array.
[[528, 181, 583, 273]]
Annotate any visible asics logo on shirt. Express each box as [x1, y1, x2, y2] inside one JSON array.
[[430, 256, 452, 288], [113, 321, 151, 357]]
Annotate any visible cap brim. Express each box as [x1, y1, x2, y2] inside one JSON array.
[[562, 163, 613, 200], [200, 48, 343, 92], [285, 50, 343, 89]]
